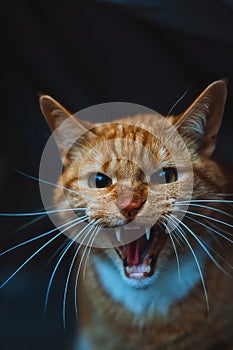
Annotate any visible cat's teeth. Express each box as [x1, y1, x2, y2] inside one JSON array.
[[115, 229, 121, 242], [126, 266, 133, 274], [145, 265, 151, 273], [146, 229, 151, 240]]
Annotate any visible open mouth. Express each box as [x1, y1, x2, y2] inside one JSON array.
[[114, 225, 167, 280]]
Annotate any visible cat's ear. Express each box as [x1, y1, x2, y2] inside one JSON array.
[[39, 95, 94, 162], [173, 80, 227, 157]]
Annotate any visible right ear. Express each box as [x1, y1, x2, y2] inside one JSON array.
[[39, 95, 94, 163]]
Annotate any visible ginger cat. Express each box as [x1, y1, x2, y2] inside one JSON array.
[[39, 80, 233, 350]]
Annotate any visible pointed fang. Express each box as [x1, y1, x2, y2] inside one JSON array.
[[146, 229, 151, 240], [116, 229, 121, 242]]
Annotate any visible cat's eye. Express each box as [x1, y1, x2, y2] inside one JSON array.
[[88, 172, 112, 188], [150, 167, 178, 184]]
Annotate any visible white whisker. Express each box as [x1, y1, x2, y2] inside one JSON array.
[[15, 169, 97, 202], [177, 209, 233, 229], [0, 207, 86, 217], [177, 199, 233, 204], [82, 226, 102, 280], [73, 220, 102, 321], [176, 202, 233, 219], [0, 217, 84, 289], [169, 214, 210, 312], [184, 214, 233, 244], [61, 221, 97, 328], [166, 84, 193, 117], [198, 235, 233, 270], [206, 221, 233, 239], [0, 216, 87, 257], [162, 221, 181, 281], [175, 215, 226, 273], [13, 214, 47, 232], [44, 219, 94, 316]]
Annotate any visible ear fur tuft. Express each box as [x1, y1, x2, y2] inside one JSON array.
[[39, 95, 94, 164], [174, 80, 227, 157]]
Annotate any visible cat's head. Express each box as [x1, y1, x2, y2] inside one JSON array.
[[39, 80, 227, 286]]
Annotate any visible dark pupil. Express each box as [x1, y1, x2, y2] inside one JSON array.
[[95, 173, 112, 188], [151, 167, 177, 184]]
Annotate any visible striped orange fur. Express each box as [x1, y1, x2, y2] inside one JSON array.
[[40, 80, 233, 350]]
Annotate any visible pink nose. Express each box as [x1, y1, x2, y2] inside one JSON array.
[[117, 198, 142, 219]]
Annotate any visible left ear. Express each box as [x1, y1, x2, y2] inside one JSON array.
[[173, 80, 227, 157], [39, 95, 95, 164]]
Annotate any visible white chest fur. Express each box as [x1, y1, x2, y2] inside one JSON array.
[[93, 251, 206, 318]]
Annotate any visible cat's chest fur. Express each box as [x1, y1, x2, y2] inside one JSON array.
[[77, 244, 233, 350], [92, 249, 206, 318]]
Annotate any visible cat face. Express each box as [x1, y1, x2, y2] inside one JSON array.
[[39, 80, 227, 286]]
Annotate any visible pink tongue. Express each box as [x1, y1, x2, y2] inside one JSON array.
[[126, 240, 141, 266]]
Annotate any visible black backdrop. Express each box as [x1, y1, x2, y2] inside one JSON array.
[[1, 1, 233, 349]]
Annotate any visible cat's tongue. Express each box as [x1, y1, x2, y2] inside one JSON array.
[[126, 237, 145, 266], [117, 226, 167, 280], [125, 236, 152, 279]]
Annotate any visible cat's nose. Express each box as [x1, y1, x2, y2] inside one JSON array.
[[117, 198, 143, 219]]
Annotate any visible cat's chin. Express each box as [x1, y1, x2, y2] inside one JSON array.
[[114, 225, 167, 281], [120, 268, 160, 289]]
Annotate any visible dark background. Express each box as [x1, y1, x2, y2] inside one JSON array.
[[1, 1, 233, 349]]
